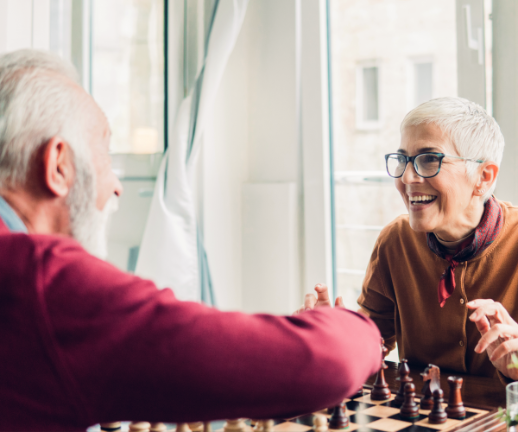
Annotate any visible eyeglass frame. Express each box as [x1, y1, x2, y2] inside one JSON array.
[[384, 152, 484, 179]]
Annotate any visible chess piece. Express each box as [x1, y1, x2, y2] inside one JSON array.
[[352, 387, 364, 398], [313, 414, 328, 432], [329, 402, 349, 429], [100, 423, 122, 432], [176, 424, 190, 432], [399, 383, 419, 420], [189, 423, 203, 432], [445, 376, 466, 419], [258, 420, 274, 432], [224, 420, 247, 432], [150, 424, 167, 432], [428, 389, 447, 424], [371, 339, 391, 401], [203, 423, 212, 432], [393, 359, 412, 407], [420, 364, 441, 410], [129, 422, 151, 432]]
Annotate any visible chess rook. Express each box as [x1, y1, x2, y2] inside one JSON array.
[[371, 339, 391, 401], [328, 402, 349, 429], [393, 359, 412, 407], [428, 389, 447, 424], [399, 382, 419, 420], [445, 376, 466, 419]]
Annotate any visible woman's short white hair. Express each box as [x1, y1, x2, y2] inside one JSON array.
[[0, 49, 93, 188], [400, 97, 504, 202]]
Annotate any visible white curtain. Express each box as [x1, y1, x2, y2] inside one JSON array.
[[136, 0, 249, 302]]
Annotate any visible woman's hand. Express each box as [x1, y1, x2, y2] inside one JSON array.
[[468, 299, 518, 380], [293, 284, 344, 315]]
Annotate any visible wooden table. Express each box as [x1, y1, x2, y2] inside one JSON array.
[[364, 361, 509, 431]]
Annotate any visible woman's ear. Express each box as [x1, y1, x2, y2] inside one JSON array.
[[474, 161, 499, 197], [42, 137, 74, 198]]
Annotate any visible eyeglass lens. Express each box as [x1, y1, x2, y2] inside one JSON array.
[[386, 154, 441, 178]]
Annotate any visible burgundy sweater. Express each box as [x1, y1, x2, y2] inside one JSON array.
[[0, 220, 381, 431]]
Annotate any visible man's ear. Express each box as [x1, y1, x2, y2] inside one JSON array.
[[42, 136, 74, 198], [474, 161, 499, 197]]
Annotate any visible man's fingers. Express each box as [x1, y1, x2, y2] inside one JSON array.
[[335, 296, 344, 308], [304, 293, 317, 310], [314, 284, 332, 306], [489, 339, 518, 363], [474, 323, 518, 353]]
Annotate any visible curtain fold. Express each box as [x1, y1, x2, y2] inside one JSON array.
[[136, 0, 249, 303]]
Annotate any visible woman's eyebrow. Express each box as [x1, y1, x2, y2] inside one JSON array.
[[397, 147, 441, 154]]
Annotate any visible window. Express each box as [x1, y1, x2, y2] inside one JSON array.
[[329, 0, 458, 310], [356, 62, 380, 128], [411, 60, 433, 109], [92, 0, 165, 154]]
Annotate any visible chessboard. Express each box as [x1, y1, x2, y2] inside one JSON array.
[[96, 387, 504, 432]]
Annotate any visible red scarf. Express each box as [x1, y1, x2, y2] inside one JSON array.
[[426, 197, 503, 307]]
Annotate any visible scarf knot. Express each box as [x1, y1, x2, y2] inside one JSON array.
[[427, 197, 503, 307]]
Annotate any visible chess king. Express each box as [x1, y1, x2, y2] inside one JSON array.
[[0, 50, 383, 431], [303, 97, 518, 383]]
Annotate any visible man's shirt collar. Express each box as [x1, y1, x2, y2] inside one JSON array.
[[0, 196, 28, 233]]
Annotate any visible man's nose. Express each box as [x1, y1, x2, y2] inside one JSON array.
[[401, 161, 422, 184]]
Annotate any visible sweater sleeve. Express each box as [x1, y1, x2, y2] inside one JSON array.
[[357, 231, 397, 352], [37, 239, 381, 426]]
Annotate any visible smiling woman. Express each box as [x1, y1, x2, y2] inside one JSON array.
[[357, 96, 518, 383]]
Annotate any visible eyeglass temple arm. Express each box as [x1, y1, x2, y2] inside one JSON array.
[[445, 154, 484, 163]]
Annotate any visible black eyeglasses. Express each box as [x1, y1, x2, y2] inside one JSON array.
[[384, 152, 484, 179]]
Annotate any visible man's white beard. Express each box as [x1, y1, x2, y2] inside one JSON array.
[[67, 160, 118, 259]]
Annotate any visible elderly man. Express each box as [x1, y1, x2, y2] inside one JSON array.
[[0, 50, 381, 431]]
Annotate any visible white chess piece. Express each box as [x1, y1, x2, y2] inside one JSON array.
[[313, 415, 328, 432], [223, 419, 246, 432], [129, 422, 151, 432]]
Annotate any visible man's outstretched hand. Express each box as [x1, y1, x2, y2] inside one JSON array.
[[468, 299, 518, 380], [293, 284, 344, 315]]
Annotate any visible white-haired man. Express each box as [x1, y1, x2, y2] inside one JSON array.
[[0, 49, 381, 431]]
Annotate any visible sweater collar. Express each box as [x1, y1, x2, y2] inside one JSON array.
[[0, 196, 28, 233]]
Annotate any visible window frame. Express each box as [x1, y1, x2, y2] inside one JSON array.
[[355, 60, 382, 130]]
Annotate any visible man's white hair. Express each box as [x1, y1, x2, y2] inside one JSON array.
[[401, 97, 504, 202], [0, 49, 111, 258], [0, 49, 93, 188]]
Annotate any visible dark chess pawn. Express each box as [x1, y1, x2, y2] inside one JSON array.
[[352, 387, 364, 398], [400, 383, 419, 420], [420, 364, 440, 410], [428, 389, 447, 424], [371, 339, 391, 401], [393, 359, 412, 407], [329, 402, 349, 429], [446, 376, 466, 419]]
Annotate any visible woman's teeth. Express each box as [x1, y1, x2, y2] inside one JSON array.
[[409, 195, 437, 205]]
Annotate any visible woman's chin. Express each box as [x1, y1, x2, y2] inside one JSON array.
[[408, 217, 435, 233]]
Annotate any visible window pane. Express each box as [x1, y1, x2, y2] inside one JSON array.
[[414, 62, 433, 107], [329, 0, 457, 309], [363, 66, 379, 121], [92, 0, 165, 154]]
